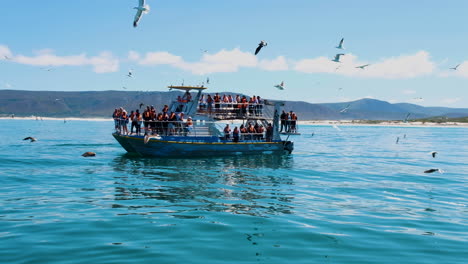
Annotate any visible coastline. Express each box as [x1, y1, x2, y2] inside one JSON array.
[[1, 116, 467, 127]]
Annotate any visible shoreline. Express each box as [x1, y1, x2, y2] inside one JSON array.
[[1, 116, 467, 127]]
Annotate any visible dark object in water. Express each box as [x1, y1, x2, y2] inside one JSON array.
[[82, 152, 96, 157], [424, 169, 439, 174], [431, 151, 437, 158], [23, 137, 37, 142]]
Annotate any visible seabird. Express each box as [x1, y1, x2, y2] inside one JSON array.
[[139, 103, 144, 109], [133, 0, 150, 28], [332, 54, 345, 63], [404, 113, 411, 123], [127, 69, 133, 78], [332, 124, 341, 131], [449, 64, 460, 70], [23, 137, 37, 142], [424, 169, 442, 174], [274, 81, 285, 90], [339, 104, 350, 113], [206, 77, 210, 84], [4, 55, 11, 60], [355, 64, 370, 69], [82, 152, 96, 157], [254, 40, 267, 55], [336, 38, 344, 49], [430, 151, 437, 158]]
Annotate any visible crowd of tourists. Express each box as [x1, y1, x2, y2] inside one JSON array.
[[199, 93, 264, 117], [223, 122, 274, 142], [112, 105, 193, 136]]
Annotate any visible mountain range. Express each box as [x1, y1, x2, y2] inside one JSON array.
[[1, 90, 467, 120]]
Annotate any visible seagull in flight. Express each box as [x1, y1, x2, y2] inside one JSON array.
[[133, 0, 150, 28], [255, 40, 267, 55], [127, 69, 133, 78], [3, 55, 12, 60], [336, 38, 344, 49], [356, 64, 370, 69], [404, 113, 411, 123], [332, 54, 345, 63], [274, 81, 285, 90], [449, 64, 460, 70], [339, 104, 351, 113]]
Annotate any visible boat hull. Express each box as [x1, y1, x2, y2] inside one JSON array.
[[113, 133, 293, 157]]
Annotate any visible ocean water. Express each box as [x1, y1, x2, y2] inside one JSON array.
[[0, 119, 467, 264]]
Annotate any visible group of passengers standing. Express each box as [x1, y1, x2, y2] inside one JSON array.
[[199, 94, 264, 116], [280, 110, 298, 133], [112, 105, 193, 136], [223, 122, 273, 142]]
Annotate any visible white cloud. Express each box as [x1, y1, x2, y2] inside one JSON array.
[[0, 45, 13, 59], [127, 50, 140, 61], [258, 56, 288, 71], [130, 48, 258, 75], [294, 51, 435, 79], [294, 56, 337, 74], [1, 45, 119, 73], [138, 51, 183, 65]]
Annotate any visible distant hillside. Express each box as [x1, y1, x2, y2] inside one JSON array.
[[1, 90, 468, 120]]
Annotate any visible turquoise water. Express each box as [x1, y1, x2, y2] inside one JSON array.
[[1, 120, 467, 263]]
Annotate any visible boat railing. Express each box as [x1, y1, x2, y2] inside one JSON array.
[[197, 102, 266, 119], [113, 118, 272, 142]]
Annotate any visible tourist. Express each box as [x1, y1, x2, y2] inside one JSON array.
[[135, 110, 142, 135], [121, 110, 129, 135], [183, 90, 192, 102], [199, 94, 207, 110], [247, 123, 256, 140], [291, 112, 298, 133], [214, 93, 221, 110], [248, 96, 256, 116], [280, 110, 287, 132], [256, 96, 263, 116], [233, 126, 240, 142], [266, 123, 273, 142], [129, 110, 136, 134], [112, 108, 119, 130], [184, 117, 193, 136], [143, 106, 151, 135], [223, 124, 231, 140], [207, 94, 214, 113], [257, 125, 265, 140]]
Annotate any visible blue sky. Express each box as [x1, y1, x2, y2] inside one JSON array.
[[1, 0, 468, 107]]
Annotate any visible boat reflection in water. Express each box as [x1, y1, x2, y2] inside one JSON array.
[[111, 154, 295, 217]]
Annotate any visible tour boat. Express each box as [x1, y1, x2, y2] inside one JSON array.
[[112, 86, 294, 157]]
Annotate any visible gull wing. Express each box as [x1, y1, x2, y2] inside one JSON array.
[[254, 45, 262, 55], [133, 9, 143, 27]]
